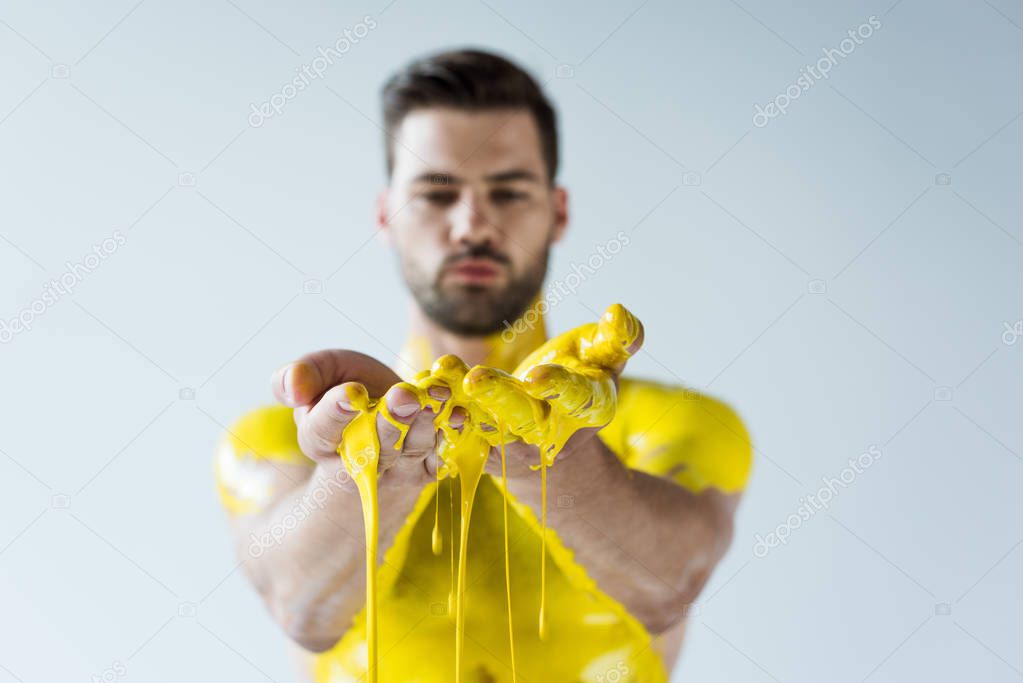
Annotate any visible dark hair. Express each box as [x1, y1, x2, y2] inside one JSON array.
[[381, 48, 558, 184]]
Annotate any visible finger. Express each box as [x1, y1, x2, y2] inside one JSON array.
[[522, 364, 616, 428], [403, 384, 456, 455], [382, 405, 465, 481], [296, 381, 366, 461], [448, 405, 467, 429], [375, 384, 423, 469], [271, 350, 401, 407], [382, 383, 455, 459], [428, 355, 471, 388], [581, 303, 645, 373], [392, 405, 438, 458], [417, 356, 468, 430], [626, 319, 644, 356]]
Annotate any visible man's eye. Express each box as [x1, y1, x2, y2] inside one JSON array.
[[422, 191, 458, 206], [491, 189, 526, 204]]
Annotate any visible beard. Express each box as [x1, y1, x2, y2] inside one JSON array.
[[401, 244, 548, 337]]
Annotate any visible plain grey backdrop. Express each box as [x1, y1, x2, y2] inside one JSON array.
[[1, 0, 1022, 681]]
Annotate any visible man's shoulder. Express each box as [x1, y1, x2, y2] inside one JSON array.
[[616, 376, 743, 422], [221, 404, 305, 464], [214, 405, 310, 515], [602, 376, 752, 493]]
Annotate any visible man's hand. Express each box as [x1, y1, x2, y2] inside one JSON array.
[[473, 303, 646, 480], [225, 350, 463, 652], [270, 350, 466, 490]]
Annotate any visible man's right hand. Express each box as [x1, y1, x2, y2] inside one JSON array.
[[269, 350, 465, 489]]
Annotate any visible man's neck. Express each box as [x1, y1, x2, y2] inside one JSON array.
[[396, 298, 548, 379]]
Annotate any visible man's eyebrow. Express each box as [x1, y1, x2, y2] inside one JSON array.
[[409, 169, 542, 185], [410, 171, 463, 185], [484, 169, 542, 183]]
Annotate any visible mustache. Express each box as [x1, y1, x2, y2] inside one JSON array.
[[442, 245, 512, 269]]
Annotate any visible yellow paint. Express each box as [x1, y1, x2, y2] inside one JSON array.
[[539, 460, 547, 641], [224, 406, 307, 464], [497, 425, 517, 682], [217, 303, 753, 682], [332, 304, 647, 681], [335, 382, 383, 683], [431, 477, 443, 556], [447, 476, 455, 616], [214, 405, 307, 514], [597, 379, 752, 494]]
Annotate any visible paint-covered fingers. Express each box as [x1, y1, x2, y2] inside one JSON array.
[[521, 364, 617, 429], [375, 383, 427, 468], [376, 382, 465, 483], [580, 303, 645, 374], [463, 366, 549, 440]]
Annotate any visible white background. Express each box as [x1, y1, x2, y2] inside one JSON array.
[[1, 0, 1022, 681]]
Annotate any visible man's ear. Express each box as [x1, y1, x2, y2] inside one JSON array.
[[375, 188, 393, 246], [551, 185, 568, 244]]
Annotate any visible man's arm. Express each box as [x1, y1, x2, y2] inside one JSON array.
[[500, 432, 739, 634], [484, 369, 752, 637], [471, 307, 749, 636], [220, 351, 460, 652], [226, 459, 427, 651]]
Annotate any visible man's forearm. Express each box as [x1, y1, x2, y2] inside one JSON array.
[[236, 464, 425, 651], [503, 438, 735, 633]]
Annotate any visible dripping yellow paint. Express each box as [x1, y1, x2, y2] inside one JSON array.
[[332, 304, 648, 682]]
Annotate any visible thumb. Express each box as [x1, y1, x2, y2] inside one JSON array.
[[271, 350, 401, 407], [582, 304, 644, 376]]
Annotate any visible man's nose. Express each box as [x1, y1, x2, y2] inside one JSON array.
[[448, 190, 497, 245]]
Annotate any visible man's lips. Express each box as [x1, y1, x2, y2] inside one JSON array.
[[444, 258, 504, 283]]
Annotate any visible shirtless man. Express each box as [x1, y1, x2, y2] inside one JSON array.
[[216, 48, 752, 682]]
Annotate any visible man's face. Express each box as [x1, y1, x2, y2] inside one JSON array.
[[378, 108, 567, 336]]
